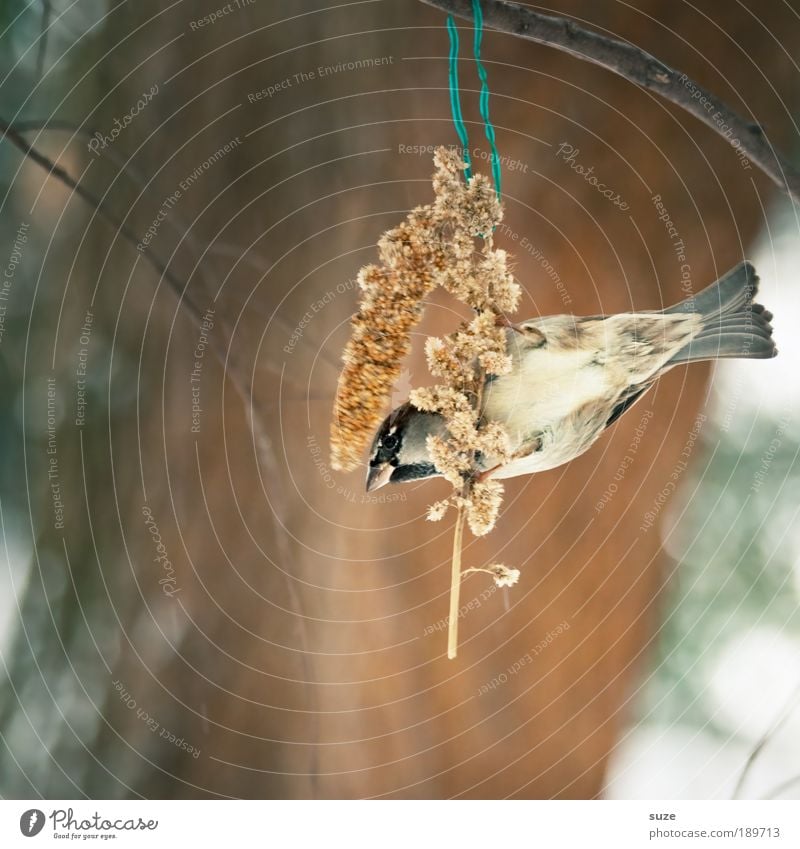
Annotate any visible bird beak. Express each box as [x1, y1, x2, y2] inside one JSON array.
[[366, 462, 393, 492]]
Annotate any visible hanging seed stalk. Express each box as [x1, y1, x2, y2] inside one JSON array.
[[332, 148, 522, 658]]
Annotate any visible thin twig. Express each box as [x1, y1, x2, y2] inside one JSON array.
[[420, 0, 800, 202]]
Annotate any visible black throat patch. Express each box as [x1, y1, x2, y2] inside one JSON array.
[[389, 462, 438, 484]]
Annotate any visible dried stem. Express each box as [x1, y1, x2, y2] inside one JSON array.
[[447, 490, 467, 658], [447, 354, 489, 659], [420, 0, 800, 202]]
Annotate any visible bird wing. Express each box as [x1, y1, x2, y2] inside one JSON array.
[[524, 312, 703, 385], [604, 382, 654, 428], [603, 313, 703, 383]]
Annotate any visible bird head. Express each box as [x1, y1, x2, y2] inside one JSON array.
[[365, 402, 444, 491]]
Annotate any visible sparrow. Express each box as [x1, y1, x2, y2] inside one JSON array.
[[366, 261, 776, 491]]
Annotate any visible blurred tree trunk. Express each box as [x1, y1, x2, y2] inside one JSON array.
[[12, 0, 797, 798]]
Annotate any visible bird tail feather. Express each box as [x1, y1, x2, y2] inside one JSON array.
[[665, 261, 777, 363]]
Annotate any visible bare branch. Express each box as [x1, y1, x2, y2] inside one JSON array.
[[0, 118, 341, 374], [421, 0, 800, 202], [0, 116, 208, 332]]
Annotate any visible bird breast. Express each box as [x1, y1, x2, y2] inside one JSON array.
[[481, 326, 621, 476]]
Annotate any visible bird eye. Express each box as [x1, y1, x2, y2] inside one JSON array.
[[382, 433, 398, 451]]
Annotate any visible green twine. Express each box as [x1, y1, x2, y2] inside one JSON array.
[[446, 0, 502, 197], [446, 16, 472, 180], [472, 0, 502, 196]]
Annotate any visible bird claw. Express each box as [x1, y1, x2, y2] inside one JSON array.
[[474, 464, 501, 483]]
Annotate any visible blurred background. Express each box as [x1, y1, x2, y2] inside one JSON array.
[[0, 0, 799, 799]]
